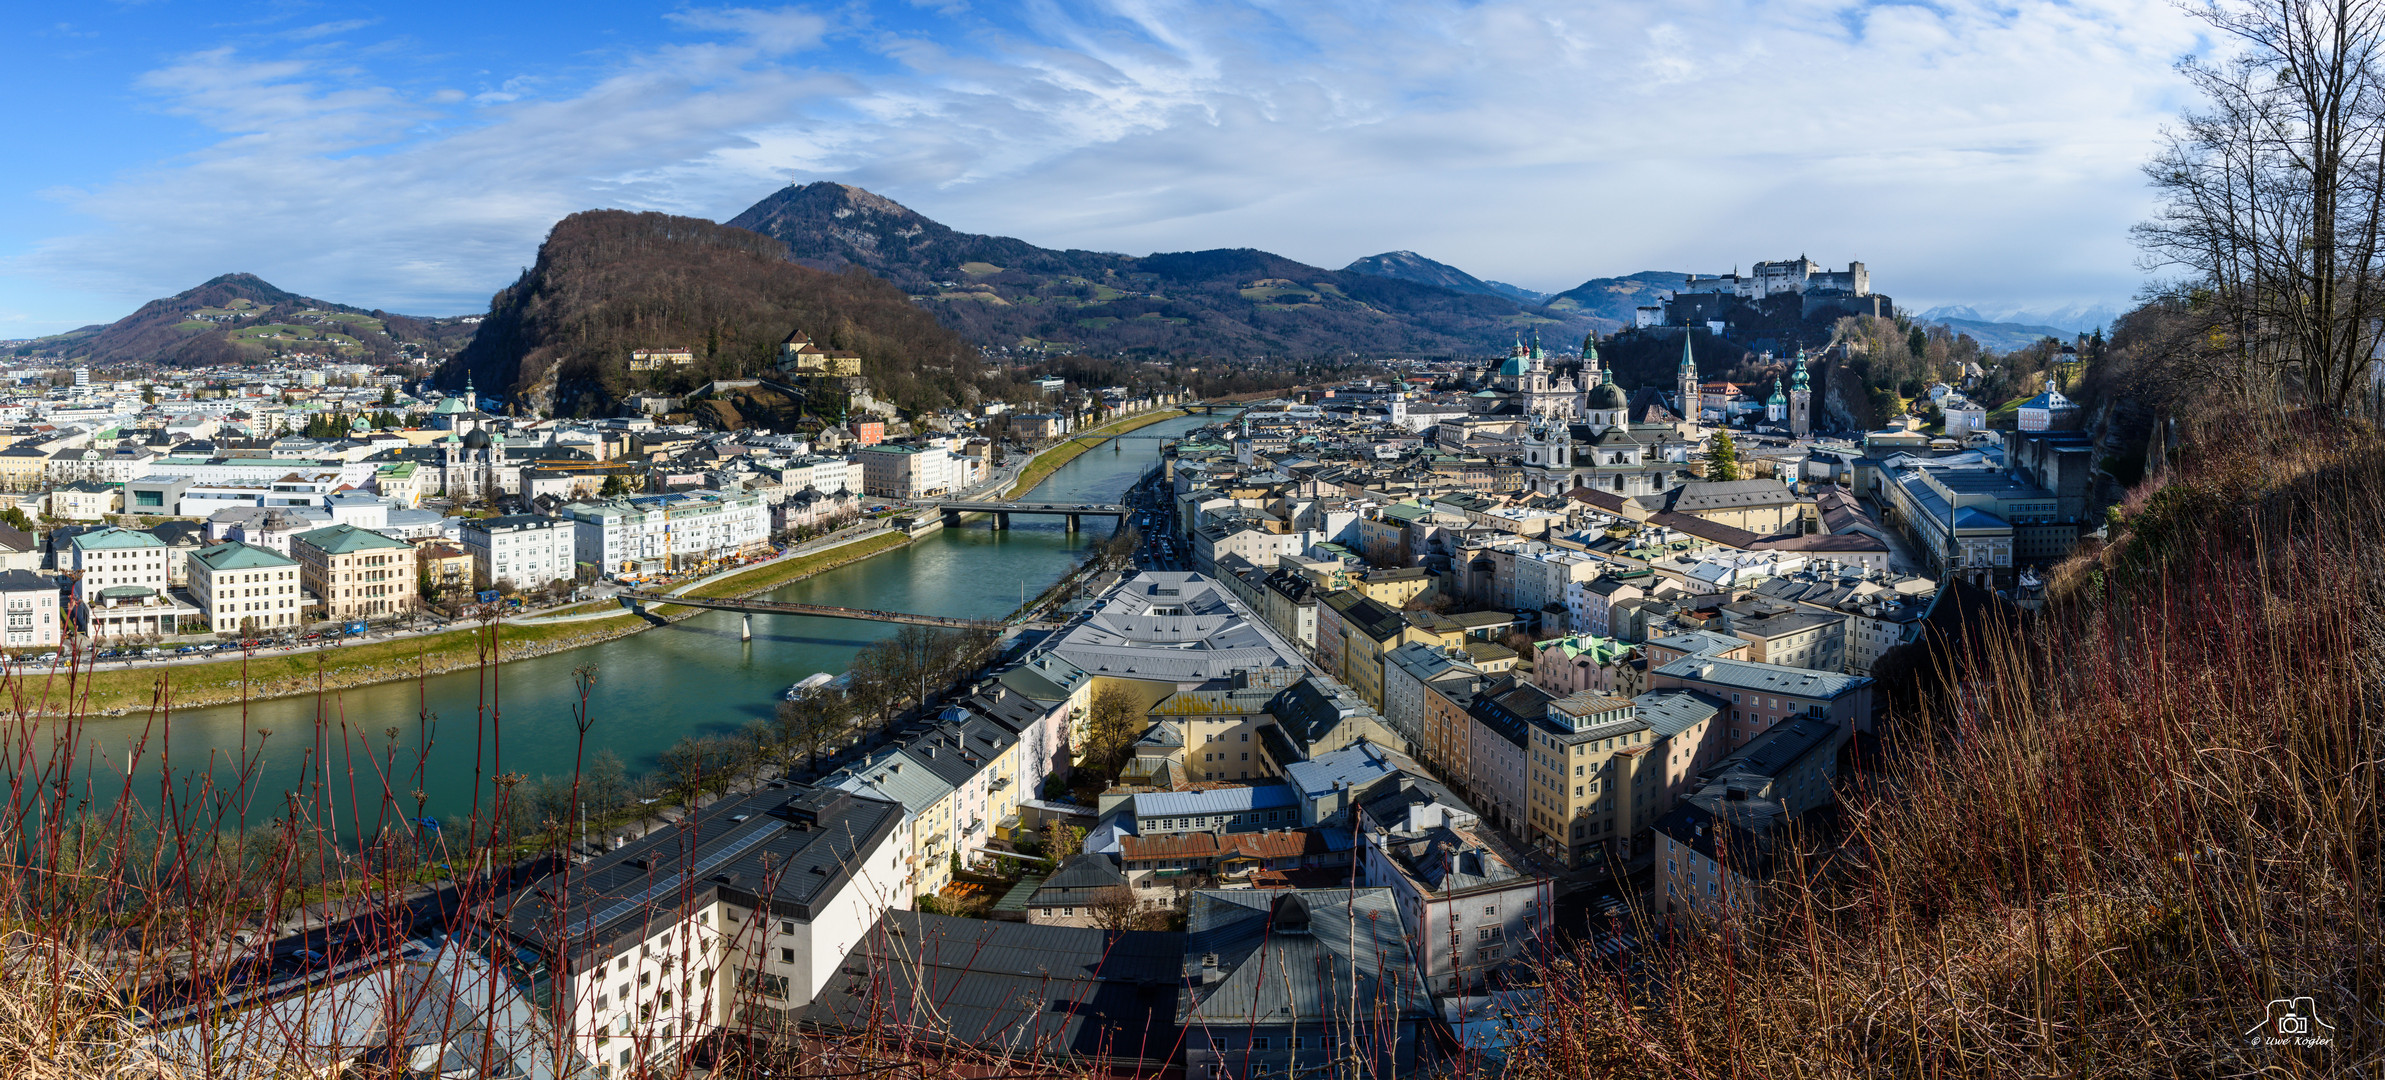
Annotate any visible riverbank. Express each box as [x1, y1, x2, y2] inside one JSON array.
[[65, 529, 917, 716], [1003, 408, 1189, 498]]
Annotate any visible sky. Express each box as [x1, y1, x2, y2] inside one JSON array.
[[0, 0, 2211, 337]]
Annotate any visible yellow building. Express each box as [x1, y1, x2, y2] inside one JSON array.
[[1525, 692, 1660, 871], [1148, 672, 1301, 783], [1353, 566, 1434, 608]]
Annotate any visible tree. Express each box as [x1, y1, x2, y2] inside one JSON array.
[[2135, 0, 2385, 412], [0, 505, 32, 532], [773, 694, 848, 774], [1045, 820, 1086, 860], [600, 473, 629, 497], [1085, 884, 1147, 932], [1705, 429, 1742, 481], [380, 385, 397, 408], [1078, 684, 1145, 779]]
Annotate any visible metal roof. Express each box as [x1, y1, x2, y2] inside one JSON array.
[[802, 910, 1185, 1065], [1652, 655, 1873, 699], [1179, 889, 1429, 1026], [1132, 781, 1298, 820]]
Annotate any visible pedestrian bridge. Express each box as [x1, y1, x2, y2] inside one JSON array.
[[618, 592, 1022, 630], [928, 500, 1131, 532]]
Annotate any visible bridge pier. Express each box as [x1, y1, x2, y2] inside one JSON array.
[[940, 508, 959, 529], [741, 613, 753, 641], [1065, 514, 1080, 533], [994, 511, 1010, 531]]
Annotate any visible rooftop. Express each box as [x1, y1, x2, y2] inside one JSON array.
[[292, 523, 410, 555], [507, 785, 901, 956], [801, 910, 1183, 1065], [1652, 655, 1873, 699]]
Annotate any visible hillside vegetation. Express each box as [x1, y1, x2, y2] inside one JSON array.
[[443, 210, 986, 418], [1504, 409, 2381, 1076], [727, 182, 1609, 357]]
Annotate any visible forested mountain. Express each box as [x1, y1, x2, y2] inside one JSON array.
[[1341, 250, 1547, 304], [16, 273, 475, 366], [725, 183, 1608, 357], [441, 210, 984, 418]]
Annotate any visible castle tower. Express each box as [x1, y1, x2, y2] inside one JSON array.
[[1677, 332, 1701, 426], [1789, 349, 1814, 437]]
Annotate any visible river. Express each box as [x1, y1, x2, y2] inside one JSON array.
[[73, 413, 1216, 829]]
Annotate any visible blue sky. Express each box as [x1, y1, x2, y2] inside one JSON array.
[[1, 0, 2206, 336]]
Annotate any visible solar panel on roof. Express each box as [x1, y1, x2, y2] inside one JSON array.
[[571, 821, 781, 936]]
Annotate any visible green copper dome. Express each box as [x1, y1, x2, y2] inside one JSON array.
[[1587, 368, 1628, 411]]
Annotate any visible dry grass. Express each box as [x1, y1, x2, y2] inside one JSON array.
[[1003, 409, 1186, 498], [1498, 411, 2384, 1078]]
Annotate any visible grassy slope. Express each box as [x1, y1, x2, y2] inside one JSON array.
[[1502, 414, 2384, 1077], [70, 531, 916, 714], [1003, 409, 1186, 499]]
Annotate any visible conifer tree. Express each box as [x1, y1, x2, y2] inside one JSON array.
[[1706, 429, 1742, 481]]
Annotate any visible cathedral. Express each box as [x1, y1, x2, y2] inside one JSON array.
[[426, 376, 506, 500], [1489, 334, 1585, 419], [1510, 334, 1700, 496]]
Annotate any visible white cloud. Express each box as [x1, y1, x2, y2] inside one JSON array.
[[6, 0, 2202, 329]]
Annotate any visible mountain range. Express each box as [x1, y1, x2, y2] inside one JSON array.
[[1338, 250, 1550, 305], [17, 273, 475, 366], [727, 183, 1645, 357], [1914, 303, 2119, 336]]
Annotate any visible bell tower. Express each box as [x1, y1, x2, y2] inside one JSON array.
[[1677, 333, 1701, 425], [1789, 350, 1814, 437]]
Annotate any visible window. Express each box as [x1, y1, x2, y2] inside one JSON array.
[[1481, 945, 1502, 960], [1252, 1037, 1271, 1051], [779, 948, 794, 963], [1478, 926, 1502, 942], [1483, 905, 1497, 917]]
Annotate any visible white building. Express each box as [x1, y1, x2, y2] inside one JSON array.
[[561, 498, 666, 579], [1361, 796, 1554, 996], [460, 514, 580, 591], [514, 787, 907, 1073], [187, 540, 303, 632], [855, 444, 955, 499], [66, 527, 194, 639], [654, 489, 767, 566], [0, 570, 63, 650]]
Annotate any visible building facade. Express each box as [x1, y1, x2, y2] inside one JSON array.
[[188, 541, 303, 632], [291, 524, 417, 622]]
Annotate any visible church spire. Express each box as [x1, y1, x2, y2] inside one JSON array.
[[1678, 332, 1701, 425]]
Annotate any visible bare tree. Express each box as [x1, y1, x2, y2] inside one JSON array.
[[2135, 0, 2385, 412], [1085, 884, 1148, 932]]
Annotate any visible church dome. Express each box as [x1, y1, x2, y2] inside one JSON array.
[[1497, 354, 1530, 378], [1588, 379, 1628, 411], [432, 395, 468, 416], [461, 428, 491, 450]]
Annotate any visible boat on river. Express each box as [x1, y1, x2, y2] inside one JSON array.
[[783, 672, 834, 700]]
